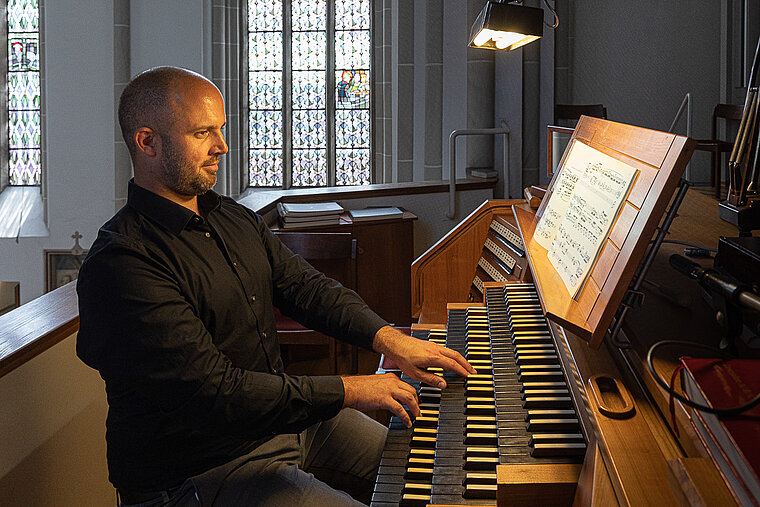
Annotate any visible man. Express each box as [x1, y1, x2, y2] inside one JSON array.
[[76, 66, 474, 506]]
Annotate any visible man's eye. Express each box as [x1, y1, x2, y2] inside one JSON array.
[[196, 130, 209, 137]]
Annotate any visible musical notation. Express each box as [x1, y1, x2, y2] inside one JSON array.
[[541, 142, 638, 297], [534, 143, 586, 250]]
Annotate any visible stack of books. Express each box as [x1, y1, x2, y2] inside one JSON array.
[[347, 207, 403, 222], [681, 357, 760, 505], [277, 201, 344, 229]]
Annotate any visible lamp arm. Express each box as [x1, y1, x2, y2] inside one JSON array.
[[542, 0, 559, 29]]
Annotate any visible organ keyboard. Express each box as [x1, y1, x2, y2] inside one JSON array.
[[372, 283, 585, 506]]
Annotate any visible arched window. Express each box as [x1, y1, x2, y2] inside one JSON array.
[[7, 0, 41, 187], [247, 0, 371, 188]]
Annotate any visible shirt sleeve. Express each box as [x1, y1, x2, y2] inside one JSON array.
[[249, 210, 388, 350], [76, 238, 345, 440]]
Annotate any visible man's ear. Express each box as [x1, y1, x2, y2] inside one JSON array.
[[134, 127, 159, 158]]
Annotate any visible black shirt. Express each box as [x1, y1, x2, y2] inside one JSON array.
[[76, 181, 387, 491]]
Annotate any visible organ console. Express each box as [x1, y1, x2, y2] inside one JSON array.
[[374, 116, 749, 505]]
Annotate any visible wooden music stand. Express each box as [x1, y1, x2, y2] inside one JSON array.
[[513, 116, 695, 349]]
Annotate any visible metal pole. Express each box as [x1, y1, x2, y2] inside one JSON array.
[[668, 93, 692, 181], [447, 127, 511, 219], [609, 179, 690, 347]]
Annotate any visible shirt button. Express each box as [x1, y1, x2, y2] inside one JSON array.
[[262, 332, 267, 338], [205, 232, 211, 238], [233, 261, 238, 267], [250, 295, 255, 302]]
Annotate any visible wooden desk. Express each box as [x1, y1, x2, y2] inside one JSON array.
[[273, 211, 417, 327]]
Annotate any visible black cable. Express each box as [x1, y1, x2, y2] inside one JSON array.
[[542, 0, 559, 29], [661, 239, 717, 253], [646, 339, 760, 415]]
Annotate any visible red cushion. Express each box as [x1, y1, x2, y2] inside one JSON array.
[[274, 307, 309, 331]]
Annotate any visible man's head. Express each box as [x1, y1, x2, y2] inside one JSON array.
[[118, 66, 228, 202]]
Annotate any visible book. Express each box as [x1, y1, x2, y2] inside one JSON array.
[[277, 201, 344, 218], [533, 141, 639, 297], [681, 357, 760, 504], [691, 403, 756, 506], [470, 168, 497, 179], [279, 216, 342, 229], [280, 213, 344, 224], [347, 207, 403, 222]]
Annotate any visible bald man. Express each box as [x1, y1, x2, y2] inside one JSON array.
[[76, 67, 473, 506]]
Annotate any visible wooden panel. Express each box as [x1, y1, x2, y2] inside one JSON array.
[[609, 202, 638, 249], [412, 200, 522, 324], [667, 458, 738, 506], [496, 463, 581, 506], [514, 116, 695, 348], [627, 163, 659, 209], [555, 326, 684, 506], [351, 219, 415, 327], [591, 240, 619, 290], [410, 322, 446, 331], [576, 275, 601, 321], [574, 444, 619, 506], [574, 115, 674, 169], [446, 302, 484, 310]]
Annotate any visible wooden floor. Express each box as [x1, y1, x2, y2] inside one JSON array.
[[691, 183, 726, 201]]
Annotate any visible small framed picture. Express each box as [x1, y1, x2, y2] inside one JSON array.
[[44, 250, 88, 292]]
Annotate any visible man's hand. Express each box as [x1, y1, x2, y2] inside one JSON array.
[[342, 373, 420, 427], [372, 325, 476, 389]]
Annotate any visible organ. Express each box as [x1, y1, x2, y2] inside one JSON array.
[[373, 116, 747, 505]]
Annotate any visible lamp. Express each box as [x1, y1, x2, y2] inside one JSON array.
[[468, 1, 549, 51]]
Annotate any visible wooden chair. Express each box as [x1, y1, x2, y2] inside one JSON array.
[[273, 231, 359, 375], [693, 104, 744, 199], [554, 103, 607, 126]]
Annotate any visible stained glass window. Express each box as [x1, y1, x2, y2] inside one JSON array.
[[248, 0, 371, 188], [7, 0, 41, 186]]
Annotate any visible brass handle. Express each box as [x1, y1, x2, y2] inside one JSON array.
[[588, 374, 635, 419]]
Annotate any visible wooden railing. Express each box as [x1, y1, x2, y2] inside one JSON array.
[[0, 281, 78, 379]]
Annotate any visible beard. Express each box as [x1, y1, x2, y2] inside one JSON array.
[[159, 137, 218, 197]]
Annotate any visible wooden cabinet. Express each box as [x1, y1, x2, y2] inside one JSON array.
[[274, 212, 417, 326]]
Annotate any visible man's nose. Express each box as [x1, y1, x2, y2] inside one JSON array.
[[212, 132, 228, 155]]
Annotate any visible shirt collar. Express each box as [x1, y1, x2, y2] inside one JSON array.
[[127, 179, 222, 235]]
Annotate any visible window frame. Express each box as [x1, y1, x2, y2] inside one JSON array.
[[2, 0, 44, 193], [245, 0, 374, 189]]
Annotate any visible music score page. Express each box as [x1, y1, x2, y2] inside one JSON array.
[[533, 140, 586, 250], [537, 142, 639, 297]]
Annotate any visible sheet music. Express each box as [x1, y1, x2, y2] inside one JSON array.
[[546, 142, 639, 297], [534, 141, 586, 250]]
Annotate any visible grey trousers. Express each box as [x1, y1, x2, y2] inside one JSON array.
[[124, 408, 387, 507]]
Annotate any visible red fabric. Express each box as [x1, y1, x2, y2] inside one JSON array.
[[274, 307, 309, 331], [681, 357, 760, 483]]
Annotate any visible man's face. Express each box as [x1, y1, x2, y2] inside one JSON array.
[[158, 81, 228, 197]]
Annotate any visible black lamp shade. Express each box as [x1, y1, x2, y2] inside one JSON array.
[[469, 2, 543, 51]]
